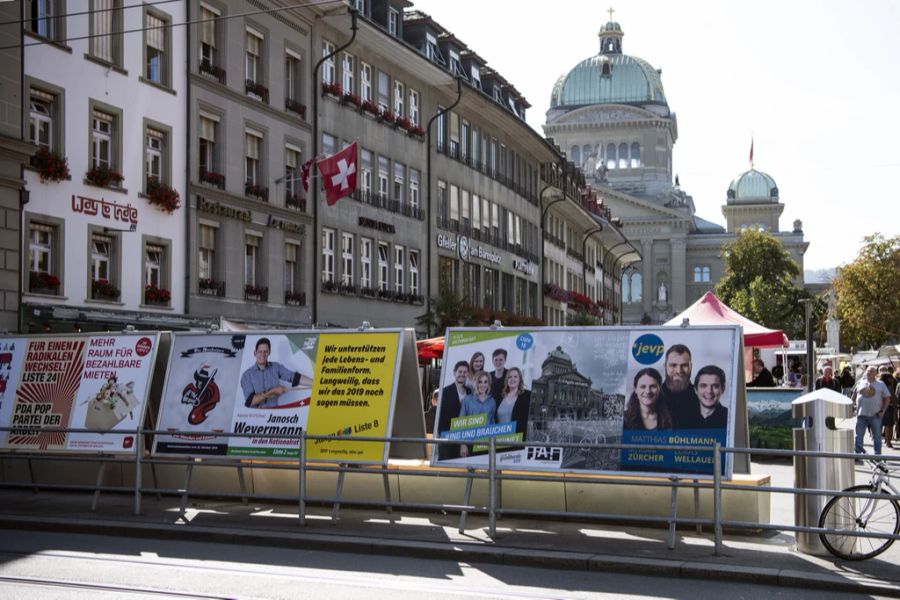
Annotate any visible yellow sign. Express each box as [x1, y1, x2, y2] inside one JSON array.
[[306, 332, 400, 461]]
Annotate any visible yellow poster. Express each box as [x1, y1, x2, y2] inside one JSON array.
[[306, 332, 400, 461]]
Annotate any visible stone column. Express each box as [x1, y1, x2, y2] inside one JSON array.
[[641, 239, 653, 317], [671, 237, 686, 313]]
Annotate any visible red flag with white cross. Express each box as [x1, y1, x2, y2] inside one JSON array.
[[317, 142, 358, 206]]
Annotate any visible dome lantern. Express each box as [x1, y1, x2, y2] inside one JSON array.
[[599, 8, 623, 55]]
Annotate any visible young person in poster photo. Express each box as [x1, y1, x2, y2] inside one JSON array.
[[436, 360, 469, 460], [458, 370, 498, 457], [623, 367, 674, 431], [240, 337, 312, 409], [489, 348, 508, 401], [495, 366, 531, 439], [466, 351, 485, 393], [689, 365, 729, 430], [659, 344, 701, 427]]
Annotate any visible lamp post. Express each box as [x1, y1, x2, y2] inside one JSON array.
[[800, 298, 815, 392]]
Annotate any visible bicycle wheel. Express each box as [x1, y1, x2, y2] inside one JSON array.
[[819, 484, 900, 560]]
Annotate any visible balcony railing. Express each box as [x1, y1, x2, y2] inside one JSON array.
[[199, 60, 225, 84]]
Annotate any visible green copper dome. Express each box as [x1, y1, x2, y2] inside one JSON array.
[[549, 20, 668, 109], [727, 169, 779, 203]]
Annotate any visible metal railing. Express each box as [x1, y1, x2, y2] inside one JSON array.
[[1, 426, 898, 557]]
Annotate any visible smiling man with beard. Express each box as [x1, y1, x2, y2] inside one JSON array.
[[659, 344, 701, 428]]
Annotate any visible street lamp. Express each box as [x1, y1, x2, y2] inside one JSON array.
[[800, 298, 814, 392]]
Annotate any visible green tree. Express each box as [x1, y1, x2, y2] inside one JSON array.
[[715, 229, 807, 338], [566, 310, 600, 326], [416, 292, 471, 336], [832, 233, 900, 349]]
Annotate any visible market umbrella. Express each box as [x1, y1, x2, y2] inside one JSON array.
[[665, 291, 788, 347], [416, 336, 445, 362]]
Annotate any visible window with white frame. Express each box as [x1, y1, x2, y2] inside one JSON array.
[[199, 115, 217, 176], [472, 194, 481, 230], [388, 8, 399, 36], [199, 5, 219, 68], [285, 51, 301, 106], [461, 120, 469, 162], [145, 127, 164, 188], [29, 89, 55, 150], [145, 244, 163, 287], [393, 245, 404, 293], [322, 228, 335, 283], [461, 190, 470, 229], [245, 130, 261, 186], [470, 65, 481, 88], [377, 156, 389, 199], [408, 89, 419, 125], [409, 250, 419, 295], [393, 162, 405, 205], [360, 62, 372, 102], [341, 232, 354, 286], [91, 109, 114, 170], [377, 242, 388, 291], [393, 80, 404, 117], [449, 185, 459, 225], [471, 126, 479, 166], [436, 105, 446, 150], [245, 28, 262, 85], [449, 50, 461, 76], [321, 132, 335, 156], [341, 52, 354, 94], [285, 242, 300, 294], [449, 112, 459, 156], [28, 222, 56, 288], [425, 33, 441, 63], [377, 71, 390, 111], [285, 145, 301, 201], [409, 169, 419, 211], [91, 232, 112, 282], [245, 234, 261, 288], [198, 224, 216, 281], [90, 0, 121, 65], [360, 148, 373, 196], [360, 238, 372, 289], [145, 11, 168, 85], [693, 265, 711, 282], [28, 0, 62, 40], [322, 40, 335, 84]]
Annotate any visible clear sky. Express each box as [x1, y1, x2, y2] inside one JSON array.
[[409, 0, 900, 272]]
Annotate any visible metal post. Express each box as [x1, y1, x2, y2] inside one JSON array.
[[801, 298, 815, 392], [458, 468, 474, 533], [133, 429, 142, 516], [298, 431, 306, 527], [331, 464, 346, 524], [667, 476, 678, 550], [488, 437, 497, 537], [713, 443, 723, 555], [237, 465, 248, 505], [91, 461, 107, 511], [693, 479, 701, 534]]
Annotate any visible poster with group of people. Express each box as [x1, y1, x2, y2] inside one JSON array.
[[153, 330, 403, 463], [0, 334, 159, 453], [431, 326, 740, 477]]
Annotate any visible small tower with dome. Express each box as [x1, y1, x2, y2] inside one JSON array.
[[722, 167, 785, 233]]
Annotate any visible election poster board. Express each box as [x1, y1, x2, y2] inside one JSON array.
[[0, 333, 159, 454], [152, 329, 404, 463], [431, 325, 741, 478]]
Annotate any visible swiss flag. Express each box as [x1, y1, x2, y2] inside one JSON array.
[[317, 141, 358, 206], [300, 159, 312, 193]]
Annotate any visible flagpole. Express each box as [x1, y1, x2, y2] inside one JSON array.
[[311, 8, 357, 327]]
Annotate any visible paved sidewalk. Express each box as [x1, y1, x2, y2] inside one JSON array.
[[1, 450, 899, 596]]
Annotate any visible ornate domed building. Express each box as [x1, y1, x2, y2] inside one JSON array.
[[543, 17, 807, 324]]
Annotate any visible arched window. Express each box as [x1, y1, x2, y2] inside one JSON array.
[[582, 144, 592, 160], [631, 272, 642, 302], [630, 142, 641, 168], [606, 143, 616, 169], [570, 145, 581, 166], [693, 266, 702, 282], [621, 272, 630, 303], [618, 143, 628, 169], [702, 266, 710, 281]]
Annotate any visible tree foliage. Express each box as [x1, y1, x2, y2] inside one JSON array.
[[715, 229, 807, 338], [832, 233, 900, 349], [416, 292, 471, 336]]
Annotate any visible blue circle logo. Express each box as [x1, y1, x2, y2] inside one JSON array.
[[515, 333, 534, 351], [632, 334, 665, 364]]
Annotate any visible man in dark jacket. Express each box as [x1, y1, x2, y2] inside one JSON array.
[[814, 365, 842, 393], [747, 358, 776, 387]]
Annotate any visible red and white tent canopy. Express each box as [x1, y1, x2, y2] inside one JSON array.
[[665, 291, 788, 348]]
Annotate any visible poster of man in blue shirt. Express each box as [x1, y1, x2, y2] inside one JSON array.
[[240, 337, 313, 408]]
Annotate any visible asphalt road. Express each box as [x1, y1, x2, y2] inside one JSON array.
[[0, 529, 891, 600]]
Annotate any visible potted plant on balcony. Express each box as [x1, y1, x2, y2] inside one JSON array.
[[198, 277, 221, 295], [396, 116, 412, 131], [285, 193, 305, 211], [285, 98, 306, 118], [199, 168, 225, 188], [29, 271, 60, 294], [85, 164, 124, 188], [321, 81, 342, 97], [379, 109, 396, 125], [285, 290, 305, 306], [244, 283, 266, 301], [91, 278, 120, 301], [31, 148, 71, 183], [341, 91, 361, 107], [144, 283, 171, 305], [361, 99, 380, 116], [244, 181, 268, 201], [245, 80, 269, 102], [146, 179, 181, 213], [409, 124, 426, 139]]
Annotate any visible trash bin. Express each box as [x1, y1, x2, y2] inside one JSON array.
[[792, 389, 854, 554]]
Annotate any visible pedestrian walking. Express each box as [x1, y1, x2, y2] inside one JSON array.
[[852, 366, 892, 455]]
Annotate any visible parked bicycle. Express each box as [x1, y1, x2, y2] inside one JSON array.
[[818, 458, 900, 560]]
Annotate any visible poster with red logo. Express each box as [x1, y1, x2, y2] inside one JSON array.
[[0, 334, 159, 453]]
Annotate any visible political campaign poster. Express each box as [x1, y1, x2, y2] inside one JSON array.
[[152, 330, 403, 462], [0, 334, 159, 454], [431, 326, 740, 478]]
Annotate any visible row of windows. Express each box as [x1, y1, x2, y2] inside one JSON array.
[[436, 180, 540, 260], [29, 86, 173, 193], [27, 218, 171, 304], [198, 223, 304, 300], [322, 41, 421, 126], [321, 228, 420, 296], [27, 1, 175, 89], [436, 111, 539, 201], [198, 113, 307, 207], [438, 257, 540, 318], [570, 142, 642, 171]]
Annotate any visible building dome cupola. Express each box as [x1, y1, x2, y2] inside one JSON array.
[[599, 9, 623, 55], [726, 168, 779, 203]]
